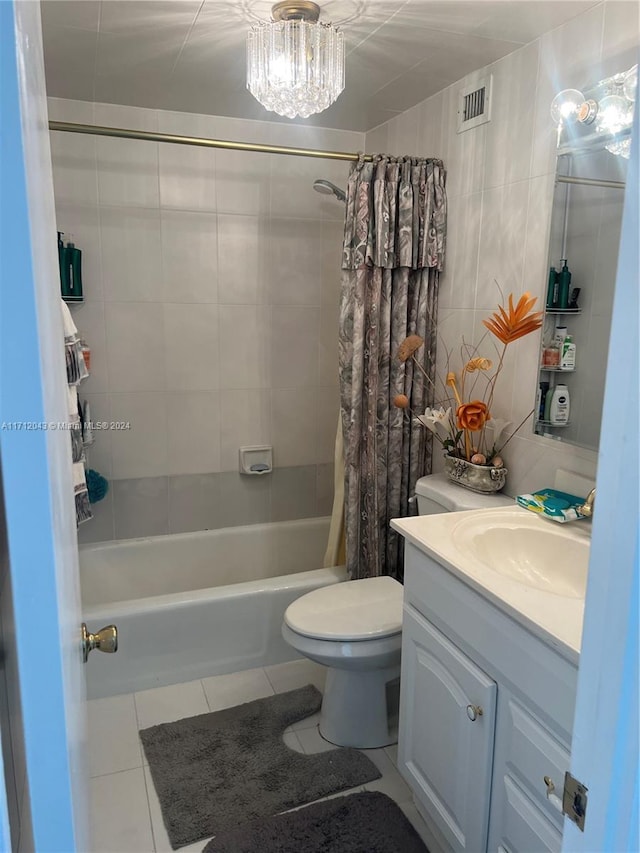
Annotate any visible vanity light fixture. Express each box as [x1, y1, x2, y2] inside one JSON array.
[[246, 1, 345, 120], [550, 63, 637, 157]]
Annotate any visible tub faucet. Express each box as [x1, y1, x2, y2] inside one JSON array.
[[578, 488, 596, 518]]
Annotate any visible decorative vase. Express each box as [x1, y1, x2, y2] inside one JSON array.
[[444, 454, 508, 494]]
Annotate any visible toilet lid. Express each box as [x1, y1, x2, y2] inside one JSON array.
[[284, 576, 404, 641]]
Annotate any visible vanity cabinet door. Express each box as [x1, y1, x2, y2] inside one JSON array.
[[399, 606, 497, 853]]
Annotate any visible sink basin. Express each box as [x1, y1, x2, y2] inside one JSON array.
[[452, 511, 589, 598]]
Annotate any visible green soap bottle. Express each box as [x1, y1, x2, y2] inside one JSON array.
[[546, 266, 559, 309], [65, 235, 84, 302], [58, 231, 71, 298], [558, 259, 571, 310]]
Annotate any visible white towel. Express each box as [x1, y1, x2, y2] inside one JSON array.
[[61, 298, 78, 341], [62, 299, 88, 384], [63, 301, 92, 524]]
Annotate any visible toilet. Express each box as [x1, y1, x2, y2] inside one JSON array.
[[282, 473, 512, 748]]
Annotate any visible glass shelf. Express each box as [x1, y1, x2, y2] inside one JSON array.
[[539, 365, 575, 372], [536, 420, 572, 428], [544, 308, 581, 314]]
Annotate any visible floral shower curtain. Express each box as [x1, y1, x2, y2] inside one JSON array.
[[339, 154, 447, 581]]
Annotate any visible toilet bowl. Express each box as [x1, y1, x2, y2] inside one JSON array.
[[283, 576, 403, 748], [282, 473, 513, 749]]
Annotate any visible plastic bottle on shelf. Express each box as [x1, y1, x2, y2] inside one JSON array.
[[65, 234, 83, 301], [543, 384, 554, 421], [58, 231, 72, 298], [549, 384, 571, 425], [79, 335, 91, 373], [553, 324, 568, 343], [538, 382, 549, 421], [557, 259, 572, 310], [544, 342, 561, 367], [546, 266, 559, 309], [560, 335, 576, 370]]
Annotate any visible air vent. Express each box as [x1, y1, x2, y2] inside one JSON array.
[[457, 75, 492, 133]]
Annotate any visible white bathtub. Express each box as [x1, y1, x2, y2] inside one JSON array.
[[80, 517, 346, 699]]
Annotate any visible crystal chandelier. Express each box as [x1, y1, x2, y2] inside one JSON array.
[[247, 1, 345, 120], [550, 64, 637, 158]]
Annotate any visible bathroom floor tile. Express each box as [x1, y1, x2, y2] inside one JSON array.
[[89, 768, 154, 853], [282, 729, 305, 753], [87, 670, 411, 852], [143, 764, 212, 853], [294, 724, 337, 754], [201, 666, 274, 712], [88, 694, 143, 777], [399, 800, 432, 847], [264, 658, 327, 694], [360, 748, 413, 803], [134, 679, 209, 731], [384, 743, 399, 767]]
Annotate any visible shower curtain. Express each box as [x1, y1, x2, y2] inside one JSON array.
[[338, 154, 447, 581]]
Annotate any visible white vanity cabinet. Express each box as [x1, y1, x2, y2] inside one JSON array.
[[398, 542, 578, 853]]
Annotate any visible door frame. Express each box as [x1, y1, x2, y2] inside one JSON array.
[[0, 2, 88, 849], [562, 107, 639, 850]]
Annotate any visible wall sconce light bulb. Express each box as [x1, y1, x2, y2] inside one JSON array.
[[623, 64, 637, 102], [596, 94, 632, 135], [550, 89, 585, 125], [577, 99, 598, 124]]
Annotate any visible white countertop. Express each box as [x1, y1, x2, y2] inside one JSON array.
[[391, 506, 591, 664]]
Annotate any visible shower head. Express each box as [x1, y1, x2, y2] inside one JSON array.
[[313, 179, 346, 202]]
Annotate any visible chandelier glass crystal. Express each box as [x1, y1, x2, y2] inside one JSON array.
[[247, 1, 345, 119]]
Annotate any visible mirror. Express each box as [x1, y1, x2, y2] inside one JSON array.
[[534, 123, 630, 451]]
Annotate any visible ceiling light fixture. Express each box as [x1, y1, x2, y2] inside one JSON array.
[[247, 1, 345, 120], [550, 64, 637, 158]]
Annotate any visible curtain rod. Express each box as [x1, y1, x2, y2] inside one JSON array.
[[557, 174, 625, 190], [48, 120, 374, 162]]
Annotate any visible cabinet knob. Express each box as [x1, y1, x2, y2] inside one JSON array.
[[466, 704, 483, 721]]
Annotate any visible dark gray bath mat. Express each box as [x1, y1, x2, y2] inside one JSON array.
[[139, 684, 381, 849], [203, 791, 428, 853]]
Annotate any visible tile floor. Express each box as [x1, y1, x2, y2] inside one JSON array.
[[87, 658, 430, 852]]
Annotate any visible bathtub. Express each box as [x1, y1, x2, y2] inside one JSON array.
[[80, 517, 346, 699]]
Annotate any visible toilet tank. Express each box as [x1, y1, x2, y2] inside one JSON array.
[[415, 473, 512, 514]]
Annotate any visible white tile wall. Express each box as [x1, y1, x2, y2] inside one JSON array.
[[49, 98, 361, 540], [366, 0, 635, 496], [54, 1, 633, 535]]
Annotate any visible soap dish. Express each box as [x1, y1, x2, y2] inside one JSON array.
[[516, 488, 588, 523], [239, 445, 273, 475]]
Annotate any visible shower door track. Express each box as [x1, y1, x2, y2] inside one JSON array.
[[49, 120, 373, 162]]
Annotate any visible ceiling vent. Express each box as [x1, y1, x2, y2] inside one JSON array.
[[457, 75, 492, 133]]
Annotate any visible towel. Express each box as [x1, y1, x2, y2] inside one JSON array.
[[62, 300, 92, 525], [61, 300, 88, 385]]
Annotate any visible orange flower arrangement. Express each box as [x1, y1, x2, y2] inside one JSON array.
[[396, 291, 543, 465]]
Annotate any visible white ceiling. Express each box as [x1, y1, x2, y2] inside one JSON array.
[[41, 0, 598, 131]]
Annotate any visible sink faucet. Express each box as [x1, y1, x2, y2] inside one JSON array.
[[579, 488, 596, 518]]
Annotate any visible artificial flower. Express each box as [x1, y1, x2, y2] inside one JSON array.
[[457, 401, 490, 431], [397, 334, 424, 363], [464, 357, 492, 372], [393, 394, 410, 409], [415, 407, 452, 440], [483, 292, 543, 345], [396, 290, 541, 465]]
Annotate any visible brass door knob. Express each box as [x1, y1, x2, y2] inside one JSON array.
[[82, 623, 118, 663], [466, 704, 483, 721]]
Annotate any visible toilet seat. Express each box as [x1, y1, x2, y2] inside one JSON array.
[[284, 576, 403, 642]]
